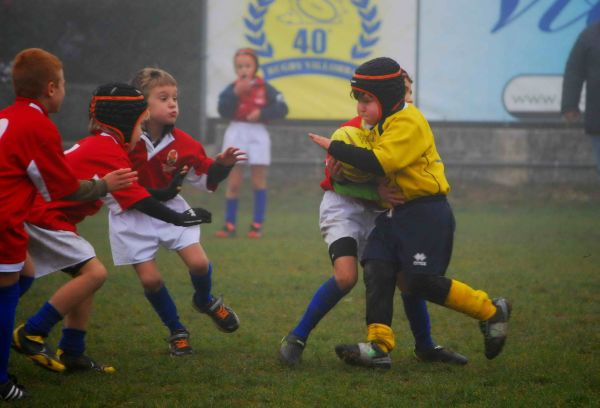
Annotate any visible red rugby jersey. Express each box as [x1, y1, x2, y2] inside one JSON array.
[[27, 131, 151, 232], [234, 76, 267, 121], [129, 127, 215, 191], [0, 98, 80, 263]]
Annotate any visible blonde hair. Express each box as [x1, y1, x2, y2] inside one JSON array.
[[12, 48, 63, 98], [130, 67, 177, 98]]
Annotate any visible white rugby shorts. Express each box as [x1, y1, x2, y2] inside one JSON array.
[[25, 223, 96, 278], [109, 195, 200, 265], [222, 121, 271, 166], [319, 191, 380, 258]]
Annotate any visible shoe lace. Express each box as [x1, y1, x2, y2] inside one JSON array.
[[213, 304, 230, 320], [172, 338, 190, 350]]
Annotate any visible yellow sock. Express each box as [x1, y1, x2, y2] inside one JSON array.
[[367, 323, 395, 352], [444, 279, 496, 320]]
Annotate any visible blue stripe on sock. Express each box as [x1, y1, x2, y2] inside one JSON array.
[[225, 198, 239, 225], [291, 277, 347, 341], [191, 263, 213, 308], [144, 286, 185, 334], [401, 292, 435, 351], [25, 301, 63, 337], [253, 189, 267, 224], [58, 328, 86, 357], [0, 283, 20, 383]]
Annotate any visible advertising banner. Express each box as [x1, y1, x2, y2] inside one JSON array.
[[206, 0, 417, 120]]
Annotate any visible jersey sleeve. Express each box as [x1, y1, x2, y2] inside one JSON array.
[[33, 120, 80, 201]]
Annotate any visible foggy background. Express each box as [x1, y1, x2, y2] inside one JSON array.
[[0, 0, 597, 185]]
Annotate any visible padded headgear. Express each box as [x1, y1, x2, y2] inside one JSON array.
[[89, 83, 147, 144], [351, 57, 406, 121]]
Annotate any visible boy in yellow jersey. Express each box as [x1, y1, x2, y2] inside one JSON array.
[[309, 57, 511, 367]]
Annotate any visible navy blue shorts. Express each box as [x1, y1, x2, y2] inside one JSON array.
[[362, 195, 455, 277]]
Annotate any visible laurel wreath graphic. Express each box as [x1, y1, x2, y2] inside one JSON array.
[[244, 0, 380, 60]]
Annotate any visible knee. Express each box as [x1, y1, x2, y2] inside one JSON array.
[[189, 259, 210, 276], [138, 273, 164, 292], [80, 264, 107, 286], [333, 266, 358, 291]]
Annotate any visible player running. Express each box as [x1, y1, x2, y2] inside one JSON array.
[[280, 71, 467, 367], [310, 57, 511, 367], [115, 67, 245, 356], [13, 83, 211, 375], [0, 49, 136, 401]]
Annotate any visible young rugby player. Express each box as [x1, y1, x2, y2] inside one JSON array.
[[309, 57, 511, 367], [121, 68, 244, 356], [13, 83, 211, 375], [280, 72, 467, 368], [0, 49, 136, 400]]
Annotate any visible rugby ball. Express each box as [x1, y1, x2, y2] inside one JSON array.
[[330, 125, 375, 183]]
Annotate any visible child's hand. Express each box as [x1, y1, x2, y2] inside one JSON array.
[[326, 158, 345, 182], [234, 77, 252, 96], [246, 109, 261, 122], [216, 147, 247, 166], [309, 133, 331, 151], [377, 179, 405, 207], [103, 168, 138, 192]]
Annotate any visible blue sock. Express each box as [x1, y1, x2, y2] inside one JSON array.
[[225, 198, 238, 225], [252, 189, 267, 224], [0, 283, 19, 383], [401, 292, 435, 351], [291, 277, 347, 341], [19, 275, 34, 298], [25, 301, 63, 337], [191, 263, 213, 308], [58, 328, 86, 357], [144, 285, 185, 334]]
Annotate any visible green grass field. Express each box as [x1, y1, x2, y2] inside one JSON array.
[[10, 180, 600, 407]]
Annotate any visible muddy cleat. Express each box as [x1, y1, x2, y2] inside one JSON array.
[[414, 345, 468, 365], [247, 222, 262, 238], [335, 342, 391, 369], [12, 324, 65, 373], [0, 375, 26, 401], [479, 298, 512, 359], [56, 349, 116, 373], [215, 223, 236, 238], [194, 295, 240, 333], [167, 329, 193, 357], [279, 334, 306, 366]]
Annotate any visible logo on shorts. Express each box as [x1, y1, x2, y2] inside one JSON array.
[[413, 253, 427, 266]]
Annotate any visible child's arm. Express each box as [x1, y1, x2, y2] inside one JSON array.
[[130, 197, 211, 226], [259, 82, 288, 120], [146, 166, 188, 201], [217, 83, 238, 119], [206, 147, 246, 187]]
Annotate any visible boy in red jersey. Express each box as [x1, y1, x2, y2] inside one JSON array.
[[216, 48, 288, 238], [0, 49, 136, 401], [123, 68, 244, 356], [13, 83, 211, 376], [310, 57, 511, 367]]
